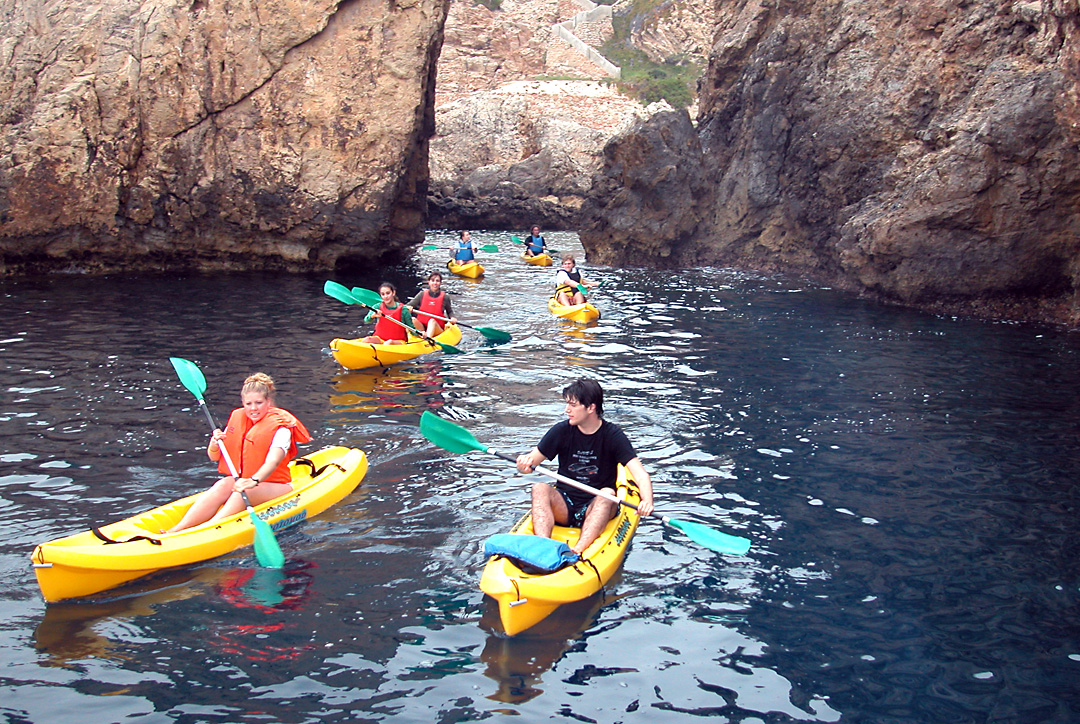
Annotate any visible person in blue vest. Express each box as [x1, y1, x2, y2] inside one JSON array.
[[515, 378, 654, 555], [407, 271, 456, 337], [523, 226, 547, 257], [451, 230, 477, 263]]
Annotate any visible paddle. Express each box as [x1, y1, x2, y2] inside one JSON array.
[[422, 244, 499, 253], [418, 411, 751, 555], [351, 286, 511, 344], [168, 357, 286, 568], [322, 281, 463, 354], [511, 234, 558, 255]]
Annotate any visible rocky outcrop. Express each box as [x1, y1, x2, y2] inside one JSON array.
[[429, 0, 637, 229], [429, 80, 659, 229], [581, 0, 1080, 323], [0, 0, 449, 274]]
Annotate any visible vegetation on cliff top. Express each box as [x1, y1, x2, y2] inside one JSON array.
[[602, 0, 700, 108]]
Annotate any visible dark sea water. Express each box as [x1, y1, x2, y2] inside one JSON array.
[[1, 231, 1078, 723]]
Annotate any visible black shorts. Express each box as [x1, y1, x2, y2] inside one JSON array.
[[558, 488, 591, 527]]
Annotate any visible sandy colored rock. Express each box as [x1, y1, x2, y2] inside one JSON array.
[[0, 0, 449, 273], [581, 0, 1080, 324]]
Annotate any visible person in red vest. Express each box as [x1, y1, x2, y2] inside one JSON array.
[[168, 373, 312, 533], [359, 282, 413, 345], [407, 272, 456, 337]]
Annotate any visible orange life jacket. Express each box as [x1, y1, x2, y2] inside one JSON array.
[[416, 290, 446, 329], [217, 407, 313, 483], [374, 302, 408, 342]]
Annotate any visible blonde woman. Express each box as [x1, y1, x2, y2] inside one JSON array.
[[168, 373, 312, 532]]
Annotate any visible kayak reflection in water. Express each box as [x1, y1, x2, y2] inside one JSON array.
[[167, 373, 312, 533], [515, 379, 654, 555]]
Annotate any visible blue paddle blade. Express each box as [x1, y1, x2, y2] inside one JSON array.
[[250, 511, 286, 568], [169, 357, 207, 399], [420, 411, 488, 454], [664, 518, 750, 555]]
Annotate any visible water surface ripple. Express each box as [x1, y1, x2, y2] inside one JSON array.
[[1, 231, 1078, 723]]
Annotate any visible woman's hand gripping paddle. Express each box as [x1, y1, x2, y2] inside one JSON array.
[[351, 286, 510, 344], [418, 411, 751, 555], [322, 281, 463, 354], [168, 357, 286, 568]]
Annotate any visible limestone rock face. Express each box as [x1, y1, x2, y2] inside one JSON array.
[[616, 0, 714, 66], [0, 0, 449, 273], [581, 0, 1080, 323], [428, 80, 655, 229]]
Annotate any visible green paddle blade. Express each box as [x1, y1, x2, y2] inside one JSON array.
[[664, 517, 750, 555], [475, 327, 512, 344], [420, 411, 488, 454], [510, 235, 523, 244], [479, 244, 499, 253], [169, 357, 207, 399], [324, 280, 358, 305], [350, 287, 382, 307], [421, 244, 439, 250], [249, 510, 286, 568]]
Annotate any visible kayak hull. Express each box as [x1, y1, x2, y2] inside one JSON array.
[[522, 253, 553, 267], [547, 297, 600, 323], [32, 446, 368, 603], [329, 325, 462, 370], [479, 465, 640, 636], [447, 260, 484, 278]]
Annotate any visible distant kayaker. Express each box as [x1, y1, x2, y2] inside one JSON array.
[[554, 255, 592, 306], [523, 226, 547, 257], [451, 230, 478, 263], [407, 271, 456, 337], [360, 282, 413, 345], [515, 378, 654, 555], [167, 373, 312, 533]]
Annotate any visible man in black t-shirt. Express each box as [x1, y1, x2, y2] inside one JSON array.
[[516, 379, 654, 555]]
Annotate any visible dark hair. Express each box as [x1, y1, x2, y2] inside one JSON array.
[[563, 378, 603, 417], [458, 230, 469, 239], [427, 271, 443, 282], [378, 281, 397, 294]]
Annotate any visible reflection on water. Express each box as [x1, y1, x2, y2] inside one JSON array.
[[1, 233, 1079, 723], [479, 590, 605, 704], [329, 365, 448, 416]]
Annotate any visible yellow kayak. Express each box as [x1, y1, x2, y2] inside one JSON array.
[[31, 446, 369, 603], [479, 465, 641, 636], [547, 296, 600, 323], [447, 259, 484, 278], [329, 324, 462, 370], [522, 253, 553, 267]]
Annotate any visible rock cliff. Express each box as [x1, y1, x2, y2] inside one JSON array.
[[581, 0, 1080, 323], [428, 0, 652, 229], [0, 0, 448, 274]]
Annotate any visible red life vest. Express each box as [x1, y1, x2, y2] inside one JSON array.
[[416, 290, 445, 328], [374, 302, 408, 342], [217, 407, 313, 484]]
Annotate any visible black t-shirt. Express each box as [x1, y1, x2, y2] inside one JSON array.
[[537, 420, 637, 506]]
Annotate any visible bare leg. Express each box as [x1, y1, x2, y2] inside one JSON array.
[[557, 291, 573, 306], [425, 319, 443, 337], [531, 482, 570, 538], [571, 489, 618, 555], [168, 477, 236, 533], [207, 482, 293, 523], [572, 290, 586, 305]]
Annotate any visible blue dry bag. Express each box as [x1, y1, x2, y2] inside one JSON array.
[[483, 534, 580, 574]]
